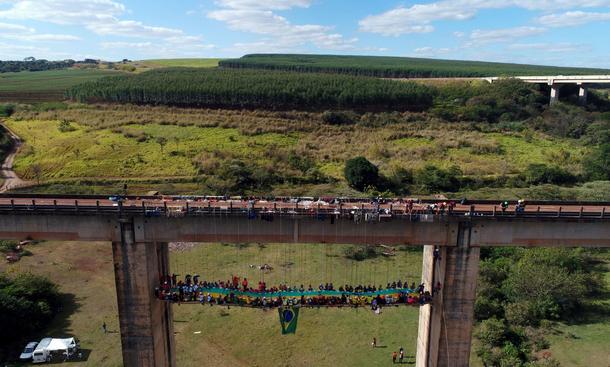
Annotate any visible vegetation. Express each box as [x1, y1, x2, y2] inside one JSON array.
[[4, 102, 594, 196], [0, 272, 61, 361], [0, 58, 75, 73], [344, 156, 379, 191], [219, 54, 610, 78], [66, 68, 436, 111], [138, 58, 221, 68], [473, 248, 606, 366], [0, 68, 120, 102], [3, 241, 424, 366]]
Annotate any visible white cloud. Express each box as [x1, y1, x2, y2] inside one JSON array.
[[215, 0, 312, 10], [0, 21, 33, 32], [538, 11, 610, 27], [413, 46, 453, 57], [359, 0, 610, 36], [88, 20, 184, 38], [0, 20, 79, 42], [0, 0, 124, 25], [208, 0, 357, 51], [469, 26, 546, 45], [101, 41, 153, 49], [0, 0, 199, 40], [4, 33, 80, 41], [508, 42, 590, 52]]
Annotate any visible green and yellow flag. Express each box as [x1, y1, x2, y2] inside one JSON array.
[[278, 306, 300, 334]]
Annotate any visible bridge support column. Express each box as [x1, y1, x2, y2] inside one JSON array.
[[578, 84, 588, 105], [416, 222, 479, 367], [550, 84, 560, 104], [112, 219, 175, 367]]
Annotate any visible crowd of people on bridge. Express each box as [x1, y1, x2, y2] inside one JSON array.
[[155, 274, 434, 308]]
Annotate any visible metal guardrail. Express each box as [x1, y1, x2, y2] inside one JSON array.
[[0, 202, 607, 221]]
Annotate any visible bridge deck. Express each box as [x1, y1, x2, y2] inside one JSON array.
[[0, 196, 608, 220]]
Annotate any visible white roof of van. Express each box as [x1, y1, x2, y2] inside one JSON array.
[[47, 338, 76, 351]]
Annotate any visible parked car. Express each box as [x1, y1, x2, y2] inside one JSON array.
[[19, 341, 38, 361]]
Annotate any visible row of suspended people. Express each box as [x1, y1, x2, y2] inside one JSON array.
[[155, 275, 434, 308], [160, 274, 424, 294]]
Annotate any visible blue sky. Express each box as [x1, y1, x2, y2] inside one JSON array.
[[1, 0, 610, 67]]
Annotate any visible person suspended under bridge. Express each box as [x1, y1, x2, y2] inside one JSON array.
[[155, 274, 432, 309]]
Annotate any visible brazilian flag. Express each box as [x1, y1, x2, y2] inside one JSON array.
[[278, 306, 299, 334]]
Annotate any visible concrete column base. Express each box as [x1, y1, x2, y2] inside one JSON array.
[[112, 219, 175, 367], [416, 222, 480, 367], [550, 85, 560, 105]]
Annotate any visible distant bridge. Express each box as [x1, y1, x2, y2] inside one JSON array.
[[1, 194, 609, 367], [484, 75, 610, 104]]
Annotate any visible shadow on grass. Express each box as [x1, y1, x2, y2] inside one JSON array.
[[1, 293, 81, 365]]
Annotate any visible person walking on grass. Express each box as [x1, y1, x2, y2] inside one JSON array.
[[392, 351, 397, 364], [102, 321, 107, 334], [399, 347, 404, 363], [371, 337, 376, 348]]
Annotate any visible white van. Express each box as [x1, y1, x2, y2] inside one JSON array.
[[32, 337, 79, 364], [32, 338, 52, 363]]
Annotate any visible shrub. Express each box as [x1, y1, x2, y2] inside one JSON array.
[[321, 111, 356, 125], [343, 245, 377, 261], [344, 156, 379, 191], [0, 104, 15, 117], [583, 143, 610, 180], [58, 120, 76, 132], [414, 165, 461, 193], [523, 164, 577, 185], [0, 273, 61, 346]]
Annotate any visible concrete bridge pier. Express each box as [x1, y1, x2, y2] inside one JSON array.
[[112, 218, 176, 367], [578, 83, 588, 105], [550, 84, 560, 104], [416, 222, 480, 367]]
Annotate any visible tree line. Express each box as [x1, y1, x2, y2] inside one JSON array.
[[0, 58, 76, 73], [219, 54, 610, 79], [66, 68, 436, 111]]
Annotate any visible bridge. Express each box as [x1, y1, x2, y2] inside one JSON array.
[[1, 194, 609, 367], [484, 75, 610, 104]]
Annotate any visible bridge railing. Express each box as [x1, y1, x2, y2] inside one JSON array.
[[0, 201, 607, 221]]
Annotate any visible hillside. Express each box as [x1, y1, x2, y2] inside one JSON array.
[[219, 54, 610, 78]]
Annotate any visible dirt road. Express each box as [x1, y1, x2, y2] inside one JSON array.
[[0, 122, 30, 192]]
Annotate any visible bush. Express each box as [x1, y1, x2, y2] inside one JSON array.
[[321, 111, 356, 125], [523, 164, 577, 185], [344, 156, 379, 191], [0, 273, 61, 345], [343, 245, 377, 261], [583, 143, 610, 180], [58, 120, 76, 132], [0, 104, 15, 117], [414, 165, 461, 193]]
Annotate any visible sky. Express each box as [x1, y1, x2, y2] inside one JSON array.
[[0, 0, 610, 67]]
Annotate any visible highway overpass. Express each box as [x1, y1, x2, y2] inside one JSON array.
[[484, 75, 610, 104]]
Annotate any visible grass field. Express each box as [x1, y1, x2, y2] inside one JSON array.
[[138, 58, 221, 68], [2, 242, 608, 366], [0, 69, 121, 102], [3, 109, 586, 188], [1, 241, 423, 367], [220, 54, 610, 78]]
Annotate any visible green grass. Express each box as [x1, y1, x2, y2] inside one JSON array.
[[4, 119, 299, 180], [220, 54, 610, 78], [138, 58, 221, 68], [4, 114, 586, 186], [2, 241, 423, 367], [0, 68, 121, 102]]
